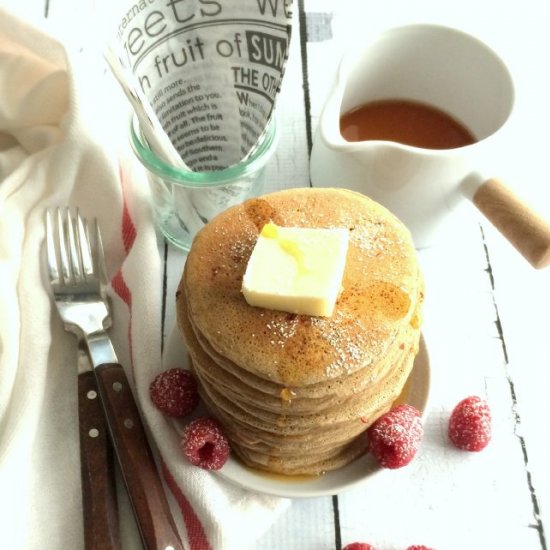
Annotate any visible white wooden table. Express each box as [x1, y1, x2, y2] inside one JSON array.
[[4, 1, 550, 549]]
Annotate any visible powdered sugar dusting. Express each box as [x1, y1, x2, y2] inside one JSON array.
[[265, 316, 299, 347], [311, 311, 380, 378], [368, 404, 423, 468], [448, 396, 492, 451]]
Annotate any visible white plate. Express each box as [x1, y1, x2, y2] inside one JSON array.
[[163, 326, 431, 498]]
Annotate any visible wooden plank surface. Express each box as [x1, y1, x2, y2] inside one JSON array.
[[3, 0, 549, 548]]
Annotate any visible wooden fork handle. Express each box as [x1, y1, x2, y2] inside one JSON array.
[[78, 370, 121, 550], [95, 363, 184, 550]]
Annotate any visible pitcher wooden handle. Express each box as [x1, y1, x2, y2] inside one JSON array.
[[95, 363, 184, 550], [473, 178, 550, 269]]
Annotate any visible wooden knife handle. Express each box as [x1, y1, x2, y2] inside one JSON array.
[[95, 363, 183, 550], [78, 370, 121, 550], [473, 178, 550, 269]]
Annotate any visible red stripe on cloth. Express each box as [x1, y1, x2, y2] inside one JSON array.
[[111, 269, 134, 370], [111, 269, 132, 307], [122, 202, 137, 253], [162, 461, 212, 550], [118, 162, 137, 253]]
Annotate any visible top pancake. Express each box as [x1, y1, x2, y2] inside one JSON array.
[[178, 187, 422, 387]]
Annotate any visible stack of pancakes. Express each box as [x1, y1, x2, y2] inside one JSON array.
[[176, 188, 423, 476]]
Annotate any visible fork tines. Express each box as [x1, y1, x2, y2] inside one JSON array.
[[46, 208, 98, 290]]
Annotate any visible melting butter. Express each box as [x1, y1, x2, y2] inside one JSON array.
[[262, 222, 308, 273], [241, 222, 349, 317]]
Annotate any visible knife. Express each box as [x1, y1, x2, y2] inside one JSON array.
[[77, 339, 121, 550]]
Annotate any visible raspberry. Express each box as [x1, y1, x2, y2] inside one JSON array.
[[149, 368, 199, 418], [342, 544, 376, 550], [448, 396, 491, 451], [367, 404, 423, 469], [407, 546, 435, 550], [181, 417, 230, 470]]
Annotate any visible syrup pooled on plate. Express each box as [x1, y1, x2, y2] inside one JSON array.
[[340, 99, 476, 149]]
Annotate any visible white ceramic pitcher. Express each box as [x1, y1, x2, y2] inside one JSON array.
[[310, 24, 550, 268]]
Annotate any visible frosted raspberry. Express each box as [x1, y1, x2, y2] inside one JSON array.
[[343, 543, 376, 550], [181, 417, 230, 470], [149, 368, 199, 418], [448, 396, 491, 451], [367, 404, 423, 469], [407, 546, 436, 550]]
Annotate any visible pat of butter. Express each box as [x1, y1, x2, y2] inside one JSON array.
[[242, 223, 349, 317]]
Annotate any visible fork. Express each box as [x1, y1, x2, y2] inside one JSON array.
[[46, 208, 183, 550]]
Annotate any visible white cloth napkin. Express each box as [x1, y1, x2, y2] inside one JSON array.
[[0, 9, 288, 550]]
